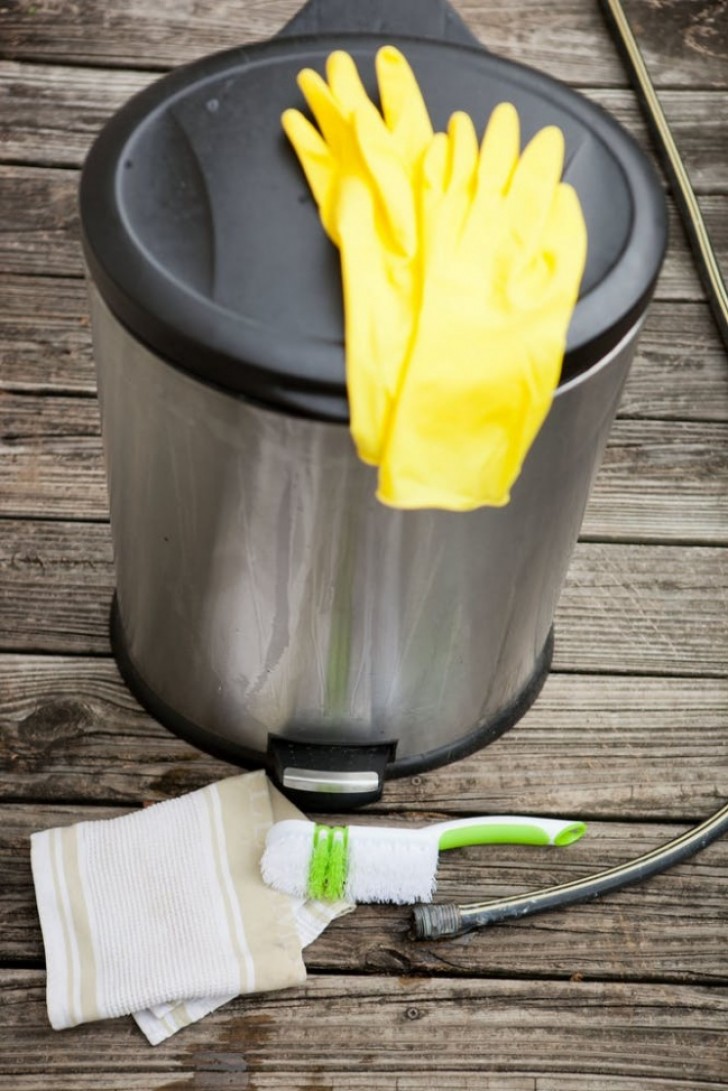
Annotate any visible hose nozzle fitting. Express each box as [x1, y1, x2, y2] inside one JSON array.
[[411, 902, 464, 940]]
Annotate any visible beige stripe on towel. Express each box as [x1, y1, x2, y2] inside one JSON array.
[[31, 770, 354, 1045], [61, 824, 100, 1024]]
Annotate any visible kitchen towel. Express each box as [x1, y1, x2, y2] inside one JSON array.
[[30, 770, 353, 1044]]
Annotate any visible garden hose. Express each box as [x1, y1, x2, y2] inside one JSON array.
[[412, 0, 728, 940], [599, 0, 728, 350], [412, 802, 728, 939]]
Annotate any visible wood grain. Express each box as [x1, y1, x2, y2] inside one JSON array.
[[2, 660, 727, 817], [618, 301, 728, 422], [0, 166, 81, 278], [2, 59, 727, 194], [0, 1077, 542, 1091], [0, 62, 153, 167], [1, 520, 726, 675], [0, 277, 94, 394], [1, 0, 726, 89], [581, 418, 728, 543], [0, 164, 715, 300], [1, 0, 727, 1081], [581, 87, 728, 194], [554, 542, 728, 677], [3, 280, 726, 423], [1, 970, 726, 1083], [1, 391, 106, 520], [0, 1078, 726, 1091], [0, 1079, 726, 1091], [3, 801, 727, 979], [0, 519, 113, 654], [3, 392, 728, 541]]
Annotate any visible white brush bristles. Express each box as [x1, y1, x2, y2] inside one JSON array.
[[260, 820, 313, 899], [346, 826, 440, 904], [260, 820, 441, 905]]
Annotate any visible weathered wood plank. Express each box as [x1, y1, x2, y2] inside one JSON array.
[[539, 1084, 728, 1091], [0, 392, 105, 520], [0, 277, 93, 394], [0, 166, 81, 278], [405, 671, 728, 817], [0, 0, 302, 72], [0, 519, 114, 654], [581, 418, 728, 543], [0, 62, 153, 167], [1, 0, 725, 1083], [0, 164, 713, 299], [0, 655, 240, 803], [618, 301, 728, 422], [4, 392, 728, 541], [1, 970, 726, 1083], [0, 1078, 538, 1091], [2, 59, 727, 194], [0, 1077, 532, 1091], [1, 520, 726, 675], [1, 1079, 726, 1091], [0, 1078, 726, 1091], [555, 542, 728, 677], [3, 802, 726, 980], [2, 660, 727, 817], [1, 0, 726, 89], [3, 279, 726, 424], [582, 87, 728, 194]]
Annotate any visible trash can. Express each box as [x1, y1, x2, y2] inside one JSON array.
[[80, 0, 667, 809]]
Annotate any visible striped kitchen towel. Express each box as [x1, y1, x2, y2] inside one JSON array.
[[30, 770, 353, 1044]]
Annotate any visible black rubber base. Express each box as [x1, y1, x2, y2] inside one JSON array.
[[110, 594, 553, 805]]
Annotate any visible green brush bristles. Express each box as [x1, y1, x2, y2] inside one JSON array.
[[308, 824, 350, 900], [326, 826, 349, 899]]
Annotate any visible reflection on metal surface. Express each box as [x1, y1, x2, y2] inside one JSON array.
[[91, 284, 640, 766], [282, 768, 382, 794]]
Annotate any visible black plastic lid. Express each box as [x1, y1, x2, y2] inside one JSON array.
[[80, 0, 667, 421]]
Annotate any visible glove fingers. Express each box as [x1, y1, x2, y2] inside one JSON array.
[[507, 182, 586, 313], [446, 111, 478, 192], [419, 130, 450, 254], [537, 182, 588, 303], [353, 106, 417, 255], [477, 102, 520, 195], [326, 50, 372, 115], [297, 67, 347, 150], [506, 125, 565, 255], [281, 108, 339, 240], [281, 109, 335, 195], [422, 131, 450, 195], [468, 102, 520, 240], [376, 45, 433, 167], [338, 179, 402, 464]]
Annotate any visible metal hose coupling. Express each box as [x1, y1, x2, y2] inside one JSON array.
[[411, 902, 465, 940], [411, 801, 728, 941]]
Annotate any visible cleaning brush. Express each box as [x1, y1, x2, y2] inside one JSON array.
[[260, 815, 586, 904]]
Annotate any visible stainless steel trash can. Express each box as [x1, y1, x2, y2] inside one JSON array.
[[80, 0, 667, 808]]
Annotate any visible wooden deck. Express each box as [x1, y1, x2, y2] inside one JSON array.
[[1, 0, 727, 1086]]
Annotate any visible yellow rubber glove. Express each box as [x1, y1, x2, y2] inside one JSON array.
[[282, 47, 432, 465], [377, 105, 588, 510]]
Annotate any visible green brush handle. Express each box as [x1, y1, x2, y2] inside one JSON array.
[[434, 816, 586, 851]]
